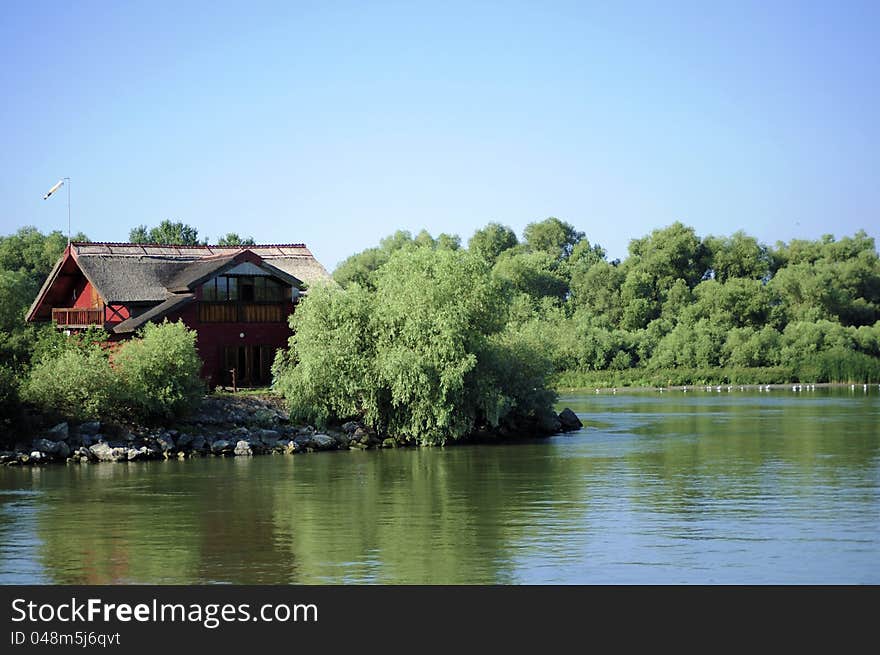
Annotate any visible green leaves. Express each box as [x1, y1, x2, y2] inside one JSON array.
[[21, 321, 203, 422], [275, 248, 557, 444]]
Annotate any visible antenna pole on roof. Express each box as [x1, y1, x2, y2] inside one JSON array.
[[65, 177, 71, 246]]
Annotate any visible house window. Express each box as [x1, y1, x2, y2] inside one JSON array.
[[199, 274, 289, 323]]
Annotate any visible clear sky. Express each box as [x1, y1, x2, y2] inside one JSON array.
[[1, 1, 877, 269]]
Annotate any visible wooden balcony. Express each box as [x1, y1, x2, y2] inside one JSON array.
[[199, 302, 285, 323], [52, 307, 104, 328]]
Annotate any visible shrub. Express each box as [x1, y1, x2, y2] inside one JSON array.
[[22, 347, 115, 421], [113, 321, 204, 420]]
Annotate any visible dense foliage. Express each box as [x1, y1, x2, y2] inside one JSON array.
[[129, 220, 201, 245], [274, 247, 557, 444], [21, 321, 203, 422], [0, 228, 89, 424], [330, 220, 880, 387], [112, 321, 204, 419]]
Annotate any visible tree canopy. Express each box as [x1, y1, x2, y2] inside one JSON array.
[[129, 220, 201, 245]]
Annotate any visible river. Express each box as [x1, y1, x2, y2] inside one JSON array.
[[1, 388, 878, 584]]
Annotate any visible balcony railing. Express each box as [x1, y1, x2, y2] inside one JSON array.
[[52, 308, 104, 328]]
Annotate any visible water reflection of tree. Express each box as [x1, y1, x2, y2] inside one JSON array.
[[270, 444, 601, 584], [26, 444, 600, 584], [611, 396, 880, 515]]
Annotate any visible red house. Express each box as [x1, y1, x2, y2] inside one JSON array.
[[26, 242, 331, 387]]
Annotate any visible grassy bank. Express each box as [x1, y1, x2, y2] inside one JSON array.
[[554, 350, 880, 389]]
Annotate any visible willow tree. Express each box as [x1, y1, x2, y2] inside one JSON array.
[[274, 247, 556, 444]]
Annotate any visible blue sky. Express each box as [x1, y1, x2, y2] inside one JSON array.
[[1, 1, 877, 269]]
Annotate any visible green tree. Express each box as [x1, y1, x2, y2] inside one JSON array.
[[523, 217, 584, 260], [217, 233, 256, 246], [129, 220, 201, 245], [704, 231, 772, 282], [468, 222, 518, 264], [276, 247, 556, 444]]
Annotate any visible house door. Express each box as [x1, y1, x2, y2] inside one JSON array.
[[223, 345, 275, 387]]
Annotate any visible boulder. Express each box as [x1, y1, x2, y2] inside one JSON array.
[[292, 434, 314, 450], [211, 439, 233, 455], [81, 433, 99, 447], [283, 440, 299, 455], [341, 421, 360, 434], [190, 436, 207, 452], [176, 433, 193, 449], [46, 422, 69, 441], [126, 446, 149, 461], [234, 440, 253, 456], [558, 408, 583, 432], [256, 429, 281, 445], [89, 442, 127, 462], [311, 434, 336, 450], [79, 421, 101, 435], [229, 426, 250, 438], [156, 434, 176, 452], [381, 438, 397, 448], [32, 438, 61, 456]]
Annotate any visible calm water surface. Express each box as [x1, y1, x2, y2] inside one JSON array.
[[1, 389, 878, 584]]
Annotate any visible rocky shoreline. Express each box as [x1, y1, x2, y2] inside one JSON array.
[[0, 396, 584, 467]]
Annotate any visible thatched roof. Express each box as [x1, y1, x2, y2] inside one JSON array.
[[27, 242, 332, 325], [69, 242, 330, 304], [73, 243, 331, 288]]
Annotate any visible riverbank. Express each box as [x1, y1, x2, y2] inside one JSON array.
[[553, 363, 880, 390], [0, 395, 583, 467], [558, 381, 880, 394]]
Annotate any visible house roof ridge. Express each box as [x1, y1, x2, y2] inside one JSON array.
[[71, 241, 308, 248]]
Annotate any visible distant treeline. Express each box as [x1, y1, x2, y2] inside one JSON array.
[[332, 219, 880, 385]]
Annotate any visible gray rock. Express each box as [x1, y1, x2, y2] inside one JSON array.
[[127, 446, 149, 461], [156, 434, 176, 452], [234, 440, 253, 456], [341, 421, 360, 433], [558, 408, 583, 431], [311, 434, 336, 450], [55, 441, 70, 458], [33, 438, 61, 455], [46, 422, 69, 441], [89, 442, 127, 462], [256, 429, 281, 445], [229, 426, 249, 437], [79, 421, 101, 435], [176, 433, 193, 449], [190, 436, 207, 452], [81, 433, 99, 447], [211, 439, 233, 455], [283, 440, 300, 454], [381, 438, 397, 448], [29, 450, 44, 462]]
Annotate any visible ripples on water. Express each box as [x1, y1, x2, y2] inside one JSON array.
[[0, 389, 878, 584]]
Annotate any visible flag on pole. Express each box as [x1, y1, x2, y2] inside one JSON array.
[[43, 179, 64, 200]]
